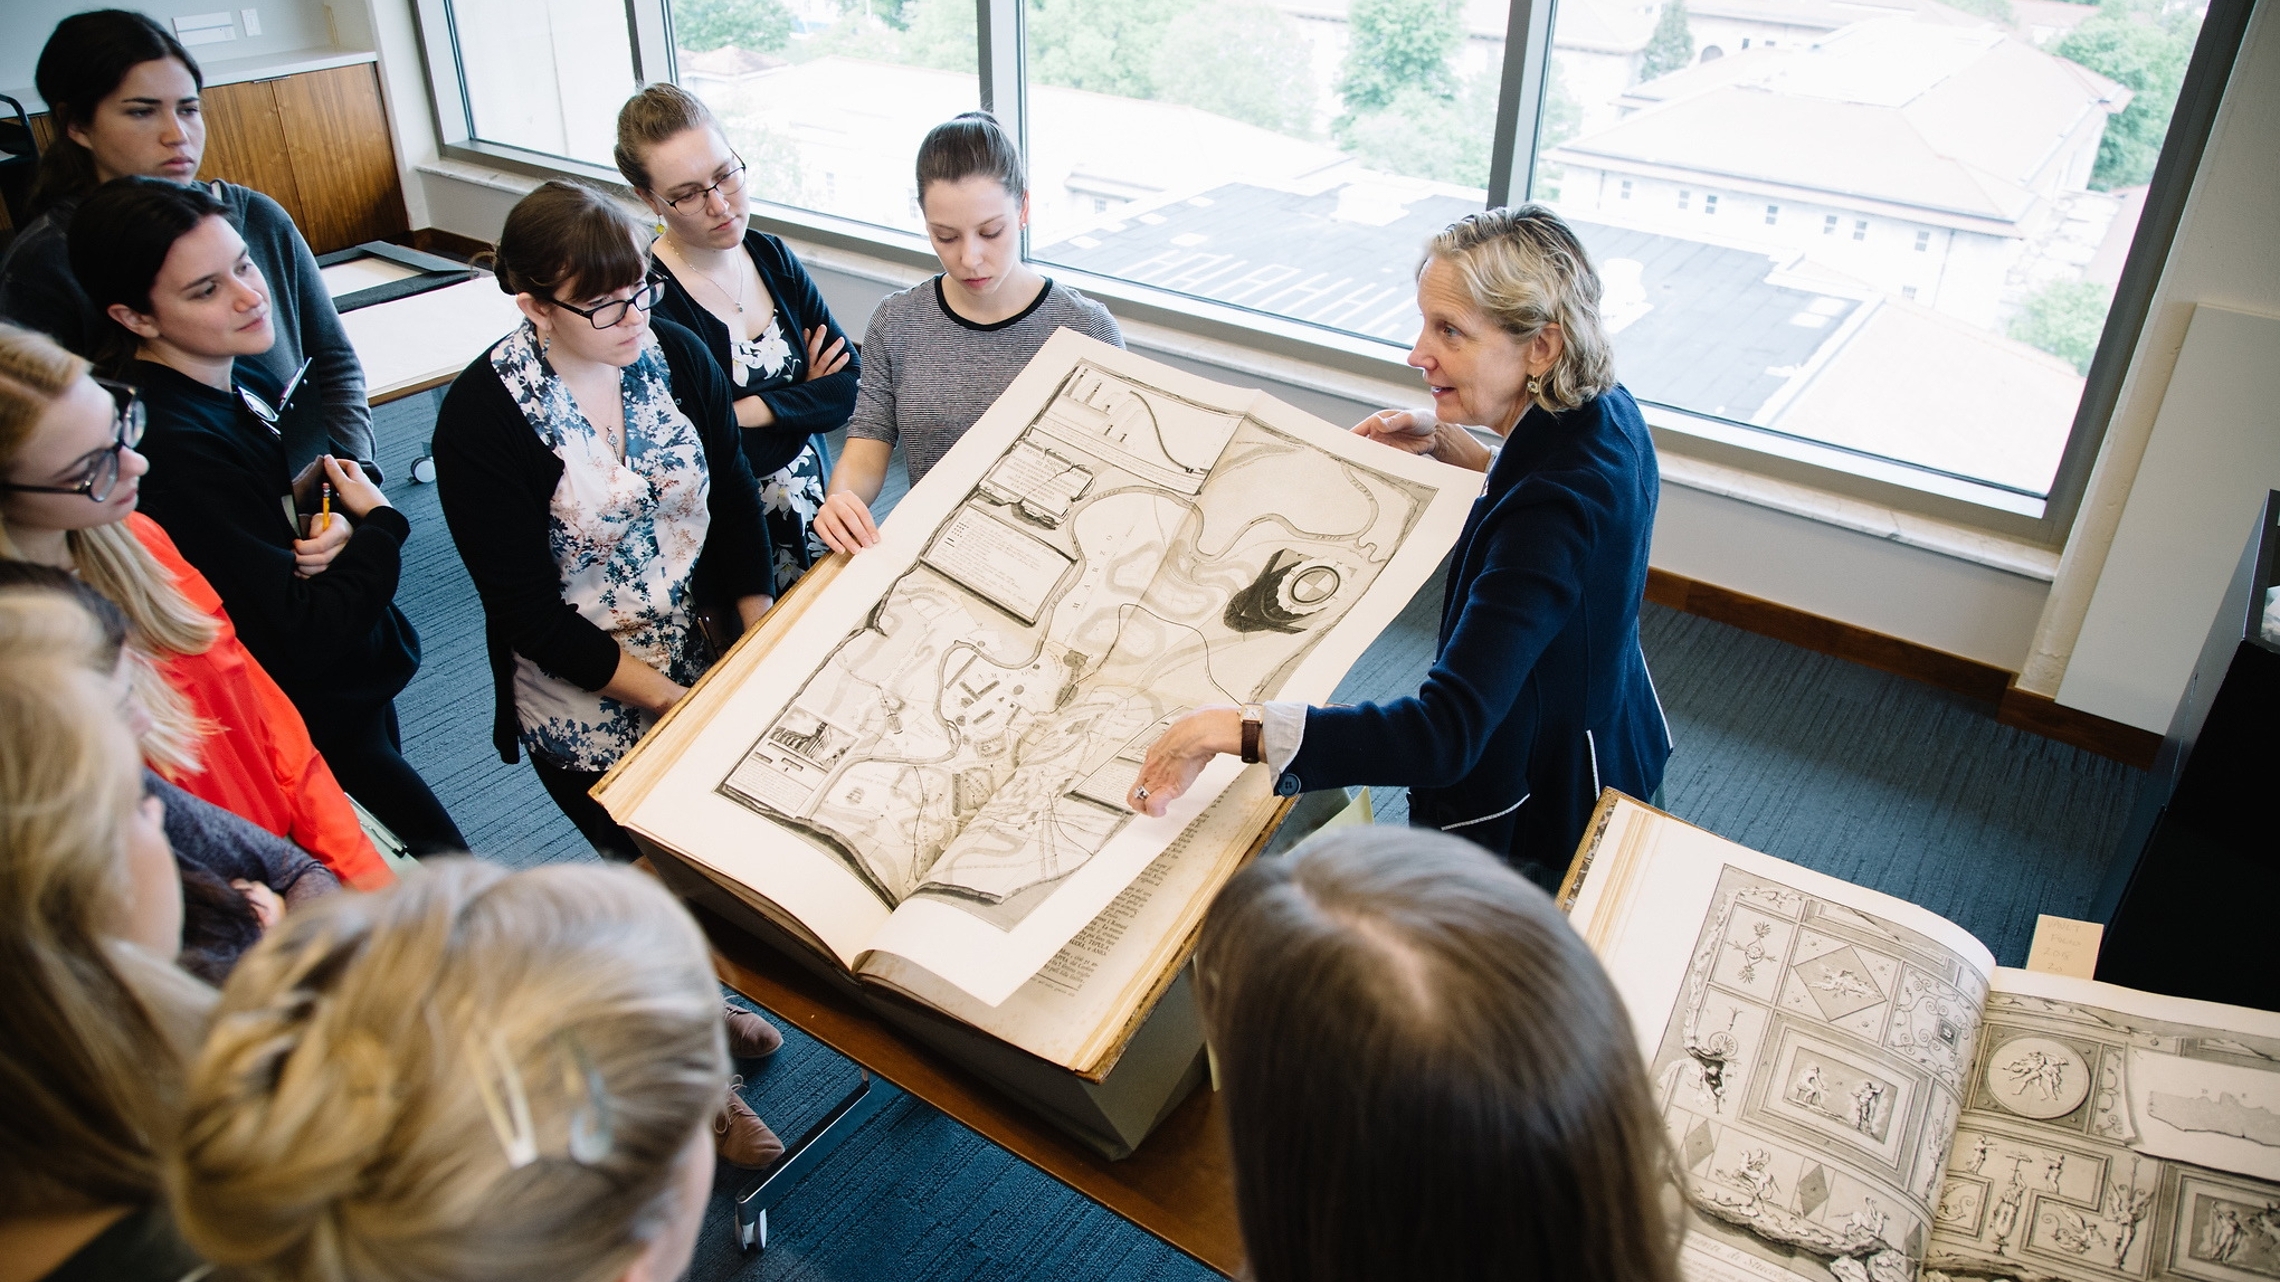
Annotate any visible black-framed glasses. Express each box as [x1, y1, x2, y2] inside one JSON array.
[[1, 379, 145, 503], [545, 274, 669, 330], [661, 158, 748, 214]]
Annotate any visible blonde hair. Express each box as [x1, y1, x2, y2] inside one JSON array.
[[1425, 205, 1617, 413], [612, 82, 721, 193], [174, 860, 727, 1282], [0, 323, 216, 770], [0, 602, 215, 1215]]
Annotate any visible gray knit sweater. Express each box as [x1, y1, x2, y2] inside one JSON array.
[[846, 276, 1121, 486], [0, 182, 377, 471]]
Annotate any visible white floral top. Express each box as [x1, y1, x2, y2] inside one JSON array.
[[492, 322, 712, 771]]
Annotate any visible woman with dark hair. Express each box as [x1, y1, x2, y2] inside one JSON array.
[[0, 8, 375, 471], [67, 176, 465, 860], [1132, 206, 1671, 887], [615, 83, 857, 595], [812, 110, 1123, 553], [1196, 825, 1681, 1282]]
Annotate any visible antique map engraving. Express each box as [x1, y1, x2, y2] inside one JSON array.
[[719, 358, 1434, 926], [1650, 866, 1990, 1282]]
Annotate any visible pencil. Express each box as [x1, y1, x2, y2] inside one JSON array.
[[320, 482, 332, 534]]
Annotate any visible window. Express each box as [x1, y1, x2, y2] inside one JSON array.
[[413, 0, 2243, 535], [450, 0, 640, 166], [675, 0, 980, 233]]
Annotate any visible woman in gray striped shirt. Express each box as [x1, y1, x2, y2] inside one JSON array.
[[814, 111, 1123, 553]]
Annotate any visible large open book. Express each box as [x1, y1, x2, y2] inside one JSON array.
[[598, 331, 1476, 1084], [1567, 793, 2280, 1282]]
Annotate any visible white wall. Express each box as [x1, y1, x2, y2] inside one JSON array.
[[2027, 0, 2280, 731], [1, 0, 343, 101]]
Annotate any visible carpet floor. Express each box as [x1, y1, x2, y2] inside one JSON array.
[[369, 392, 2143, 1279]]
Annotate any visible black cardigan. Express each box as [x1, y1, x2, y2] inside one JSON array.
[[432, 318, 776, 762], [650, 229, 860, 477], [130, 359, 418, 738]]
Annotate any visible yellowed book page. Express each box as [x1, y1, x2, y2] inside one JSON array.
[[1568, 795, 1996, 1282], [1922, 968, 2280, 1282], [856, 768, 1283, 1077]]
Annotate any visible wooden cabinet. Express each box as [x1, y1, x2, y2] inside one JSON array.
[[10, 60, 406, 255], [199, 63, 409, 254]]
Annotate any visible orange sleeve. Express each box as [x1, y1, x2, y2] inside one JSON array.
[[129, 516, 395, 890]]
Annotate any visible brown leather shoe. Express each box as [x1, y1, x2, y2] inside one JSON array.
[[714, 1076, 784, 1170], [724, 1004, 783, 1060]]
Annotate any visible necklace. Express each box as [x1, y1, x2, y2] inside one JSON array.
[[668, 241, 746, 315]]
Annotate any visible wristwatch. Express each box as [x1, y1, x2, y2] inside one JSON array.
[[1239, 703, 1265, 764]]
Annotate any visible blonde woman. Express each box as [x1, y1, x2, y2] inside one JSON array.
[[1132, 206, 1671, 886], [0, 599, 215, 1282], [0, 321, 386, 888], [172, 860, 730, 1282]]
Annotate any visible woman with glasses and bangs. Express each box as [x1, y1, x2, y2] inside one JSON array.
[[615, 84, 857, 597], [432, 180, 777, 871], [67, 176, 466, 862]]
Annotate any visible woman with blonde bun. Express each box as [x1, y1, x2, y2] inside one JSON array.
[[172, 859, 728, 1282], [0, 599, 215, 1282]]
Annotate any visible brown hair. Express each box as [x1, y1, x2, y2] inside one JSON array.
[[172, 859, 726, 1282], [1426, 205, 1618, 413], [489, 180, 648, 304], [915, 110, 1025, 205], [0, 324, 217, 771], [612, 82, 720, 193], [0, 602, 215, 1215], [29, 9, 204, 214], [1196, 826, 1681, 1282]]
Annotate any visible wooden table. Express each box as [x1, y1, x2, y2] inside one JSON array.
[[696, 901, 1246, 1275]]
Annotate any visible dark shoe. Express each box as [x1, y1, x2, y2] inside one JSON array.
[[714, 1076, 784, 1169], [724, 1004, 783, 1060]]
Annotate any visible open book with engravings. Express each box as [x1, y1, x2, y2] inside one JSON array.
[[1564, 791, 2280, 1282], [595, 331, 1477, 1099]]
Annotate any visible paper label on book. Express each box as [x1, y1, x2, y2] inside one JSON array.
[[2024, 913, 2102, 980]]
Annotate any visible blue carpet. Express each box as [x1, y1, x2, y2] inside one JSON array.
[[370, 392, 2142, 1278]]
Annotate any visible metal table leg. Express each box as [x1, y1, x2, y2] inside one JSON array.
[[732, 1069, 904, 1252]]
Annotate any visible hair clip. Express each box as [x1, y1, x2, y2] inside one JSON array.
[[557, 1031, 616, 1166], [468, 1030, 538, 1169]]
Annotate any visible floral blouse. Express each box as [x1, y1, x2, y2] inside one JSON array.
[[492, 322, 712, 771]]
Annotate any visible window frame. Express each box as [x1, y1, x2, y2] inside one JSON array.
[[406, 0, 2261, 549]]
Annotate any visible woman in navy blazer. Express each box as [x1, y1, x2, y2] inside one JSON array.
[[1130, 206, 1671, 886]]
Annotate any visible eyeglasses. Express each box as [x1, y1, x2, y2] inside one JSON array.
[[544, 274, 669, 330], [660, 159, 748, 215], [1, 379, 145, 503]]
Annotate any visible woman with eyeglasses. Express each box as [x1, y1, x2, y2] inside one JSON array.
[[615, 84, 857, 596], [432, 180, 776, 876], [66, 176, 466, 861], [0, 320, 390, 890]]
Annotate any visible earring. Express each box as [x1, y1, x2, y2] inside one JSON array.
[[540, 334, 551, 356], [1526, 373, 1546, 397]]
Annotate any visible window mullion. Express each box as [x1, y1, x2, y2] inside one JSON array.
[[627, 0, 676, 87], [976, 0, 1030, 257], [1486, 0, 1556, 209]]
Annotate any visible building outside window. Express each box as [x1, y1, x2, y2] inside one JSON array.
[[424, 0, 2224, 525]]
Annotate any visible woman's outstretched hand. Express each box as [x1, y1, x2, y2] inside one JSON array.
[[813, 490, 879, 552], [1352, 408, 1439, 454], [1128, 705, 1242, 818]]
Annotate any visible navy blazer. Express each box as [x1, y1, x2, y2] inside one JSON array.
[[1277, 386, 1672, 881]]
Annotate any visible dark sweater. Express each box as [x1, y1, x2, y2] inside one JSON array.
[[129, 359, 419, 738], [37, 1204, 205, 1282], [1277, 387, 1672, 877], [433, 318, 776, 762], [0, 183, 378, 472], [650, 229, 861, 477], [149, 770, 340, 984]]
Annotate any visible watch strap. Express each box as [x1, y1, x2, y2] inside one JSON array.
[[1239, 703, 1264, 764]]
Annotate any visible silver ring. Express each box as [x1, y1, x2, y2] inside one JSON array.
[[1134, 786, 1149, 802]]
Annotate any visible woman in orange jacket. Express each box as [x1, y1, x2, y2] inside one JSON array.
[[0, 322, 389, 889]]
